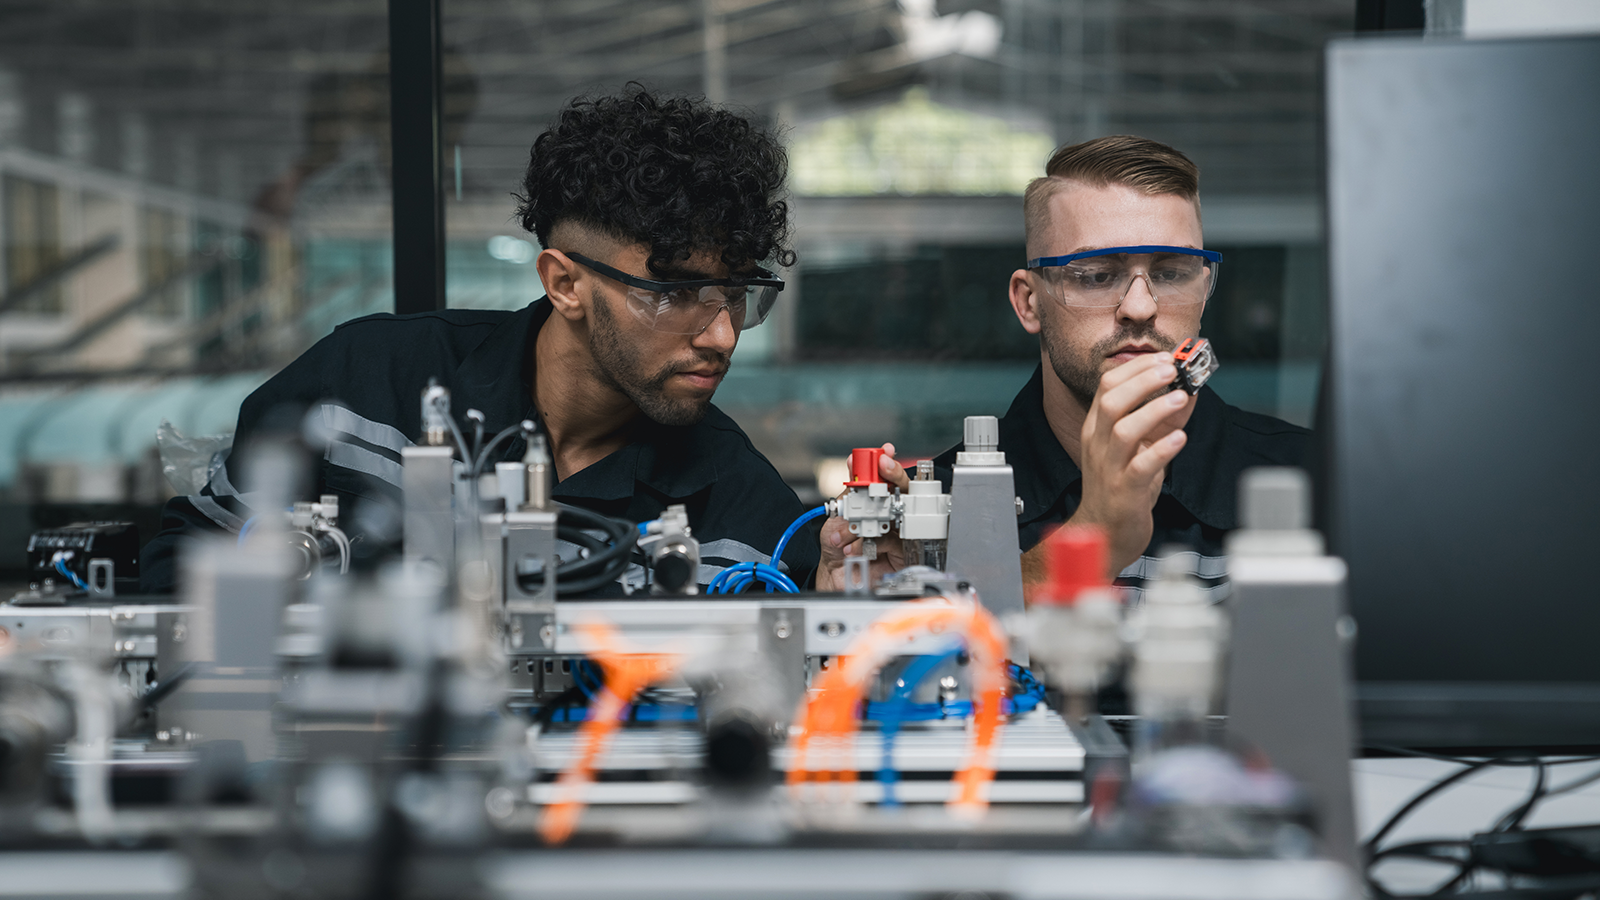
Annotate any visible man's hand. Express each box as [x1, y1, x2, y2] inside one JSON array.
[[1064, 352, 1197, 577], [815, 443, 912, 591]]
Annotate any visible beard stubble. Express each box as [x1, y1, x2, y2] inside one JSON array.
[[587, 288, 726, 427]]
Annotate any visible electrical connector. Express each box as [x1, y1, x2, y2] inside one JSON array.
[[1172, 337, 1219, 395]]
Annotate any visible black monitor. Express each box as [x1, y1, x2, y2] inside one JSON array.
[[1321, 33, 1600, 749]]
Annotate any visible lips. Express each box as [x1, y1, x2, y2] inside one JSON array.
[[675, 366, 727, 390], [1108, 343, 1160, 363]]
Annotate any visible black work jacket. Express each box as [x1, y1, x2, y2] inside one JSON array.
[[141, 299, 817, 593], [933, 364, 1310, 604]]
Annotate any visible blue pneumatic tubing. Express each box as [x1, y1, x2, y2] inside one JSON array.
[[772, 504, 828, 572], [868, 660, 1051, 804], [708, 561, 799, 594], [875, 644, 964, 806], [706, 503, 828, 594], [54, 557, 89, 590]]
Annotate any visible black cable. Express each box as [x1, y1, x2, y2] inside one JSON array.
[[430, 393, 472, 465], [1366, 759, 1502, 857], [139, 662, 194, 711], [558, 526, 607, 555], [1371, 840, 1472, 863], [1364, 755, 1600, 899], [1546, 763, 1600, 798], [1367, 745, 1600, 767], [467, 409, 486, 463], [472, 419, 533, 481], [1477, 757, 1600, 851], [513, 502, 637, 597], [1493, 761, 1547, 833], [1368, 837, 1477, 898], [1368, 837, 1475, 895], [553, 525, 610, 570], [531, 684, 588, 728]]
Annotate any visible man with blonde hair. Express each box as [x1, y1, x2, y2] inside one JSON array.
[[934, 135, 1309, 604]]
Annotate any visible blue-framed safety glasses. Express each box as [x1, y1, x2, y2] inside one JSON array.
[[565, 251, 785, 334], [1027, 245, 1222, 308]]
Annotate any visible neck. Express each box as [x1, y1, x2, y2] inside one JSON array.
[[532, 315, 638, 480], [1037, 350, 1089, 468]]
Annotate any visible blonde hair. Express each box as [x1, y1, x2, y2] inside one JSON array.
[[1024, 135, 1200, 249]]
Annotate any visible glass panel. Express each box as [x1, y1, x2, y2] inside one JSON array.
[[0, 1, 390, 588], [443, 1, 1346, 501], [3, 174, 63, 314]]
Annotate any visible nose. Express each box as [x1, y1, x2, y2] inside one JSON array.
[[1117, 272, 1160, 323], [693, 304, 740, 355]]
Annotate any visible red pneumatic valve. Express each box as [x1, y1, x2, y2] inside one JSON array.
[[1035, 525, 1110, 606], [1024, 524, 1124, 721], [844, 446, 886, 488]]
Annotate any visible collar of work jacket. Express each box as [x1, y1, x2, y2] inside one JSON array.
[[449, 297, 722, 503]]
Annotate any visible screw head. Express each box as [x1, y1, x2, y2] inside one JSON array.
[[484, 786, 518, 821]]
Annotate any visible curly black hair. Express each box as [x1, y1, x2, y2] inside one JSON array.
[[515, 84, 796, 275]]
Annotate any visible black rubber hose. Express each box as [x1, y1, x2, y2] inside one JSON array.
[[512, 503, 637, 596]]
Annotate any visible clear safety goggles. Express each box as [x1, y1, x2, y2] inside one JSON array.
[[1027, 245, 1222, 308], [566, 251, 785, 335]]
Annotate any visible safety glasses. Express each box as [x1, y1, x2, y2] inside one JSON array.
[[565, 251, 785, 335], [1027, 245, 1222, 308]]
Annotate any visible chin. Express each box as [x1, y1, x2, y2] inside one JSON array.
[[638, 395, 712, 427]]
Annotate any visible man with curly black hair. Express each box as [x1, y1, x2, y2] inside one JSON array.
[[141, 86, 835, 593]]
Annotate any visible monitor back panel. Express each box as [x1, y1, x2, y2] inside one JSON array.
[[1324, 34, 1600, 745]]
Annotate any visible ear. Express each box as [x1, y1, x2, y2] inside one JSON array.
[[536, 249, 588, 322], [1008, 269, 1043, 335]]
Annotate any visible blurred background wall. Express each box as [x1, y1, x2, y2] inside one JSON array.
[[0, 0, 1350, 573]]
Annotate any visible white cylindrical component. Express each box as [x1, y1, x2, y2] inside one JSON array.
[[1025, 587, 1123, 695], [899, 480, 951, 540], [964, 415, 999, 452], [1240, 466, 1311, 530], [1131, 558, 1226, 722], [495, 461, 526, 511], [955, 415, 1005, 466]]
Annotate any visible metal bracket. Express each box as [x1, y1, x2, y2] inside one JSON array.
[[504, 509, 559, 603], [759, 606, 806, 718], [505, 609, 557, 655], [843, 556, 871, 595], [87, 558, 114, 598]]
